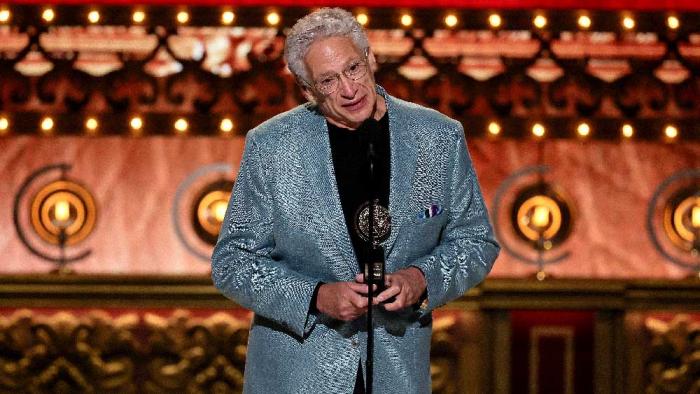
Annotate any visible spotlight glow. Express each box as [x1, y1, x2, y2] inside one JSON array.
[[220, 118, 234, 133], [488, 121, 501, 136], [42, 8, 55, 23], [0, 9, 11, 23], [130, 116, 143, 130], [622, 124, 634, 138], [132, 11, 146, 23], [577, 122, 591, 137], [0, 117, 8, 133], [266, 12, 280, 26], [400, 14, 413, 27], [174, 118, 189, 133], [444, 14, 458, 28], [623, 16, 635, 30], [85, 117, 98, 132], [533, 15, 547, 29], [221, 11, 235, 25], [88, 10, 100, 24], [488, 13, 502, 28], [176, 11, 189, 24], [532, 123, 546, 137], [41, 117, 54, 132], [667, 15, 680, 30], [356, 13, 369, 26], [578, 15, 591, 29], [664, 125, 678, 139]]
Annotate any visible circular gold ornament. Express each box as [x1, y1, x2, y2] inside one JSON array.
[[663, 189, 700, 252], [510, 182, 573, 250], [30, 180, 97, 246], [196, 190, 231, 237]]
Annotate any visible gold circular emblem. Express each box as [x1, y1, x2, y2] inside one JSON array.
[[30, 180, 97, 246], [196, 190, 231, 237], [663, 194, 700, 252]]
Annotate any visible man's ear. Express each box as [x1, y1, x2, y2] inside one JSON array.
[[367, 48, 378, 71], [299, 80, 317, 104]]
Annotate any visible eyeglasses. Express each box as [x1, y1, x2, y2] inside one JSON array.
[[308, 58, 369, 96]]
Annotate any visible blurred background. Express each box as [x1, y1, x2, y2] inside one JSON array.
[[0, 0, 699, 392]]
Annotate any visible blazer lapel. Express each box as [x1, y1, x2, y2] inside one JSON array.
[[300, 109, 359, 277], [382, 93, 419, 259]]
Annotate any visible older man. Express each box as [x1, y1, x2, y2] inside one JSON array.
[[212, 7, 499, 393]]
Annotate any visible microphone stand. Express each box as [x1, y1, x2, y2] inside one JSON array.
[[364, 128, 385, 394]]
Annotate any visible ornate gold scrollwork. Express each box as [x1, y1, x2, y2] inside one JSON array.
[[0, 309, 139, 393], [645, 314, 700, 393], [142, 310, 249, 394], [0, 309, 464, 393]]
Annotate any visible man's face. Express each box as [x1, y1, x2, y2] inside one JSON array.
[[301, 36, 382, 130]]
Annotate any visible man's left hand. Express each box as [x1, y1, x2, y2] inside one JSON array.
[[355, 267, 426, 311]]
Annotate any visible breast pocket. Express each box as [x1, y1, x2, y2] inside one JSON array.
[[404, 213, 447, 259]]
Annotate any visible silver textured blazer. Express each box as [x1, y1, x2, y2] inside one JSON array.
[[212, 87, 500, 393]]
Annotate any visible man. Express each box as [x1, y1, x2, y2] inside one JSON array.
[[212, 8, 499, 393]]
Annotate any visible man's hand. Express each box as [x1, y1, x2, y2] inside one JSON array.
[[316, 281, 371, 321], [372, 267, 426, 312]]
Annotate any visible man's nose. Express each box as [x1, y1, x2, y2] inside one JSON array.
[[338, 74, 357, 97]]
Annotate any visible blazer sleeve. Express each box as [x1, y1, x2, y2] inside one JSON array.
[[211, 132, 320, 338], [411, 124, 500, 312]]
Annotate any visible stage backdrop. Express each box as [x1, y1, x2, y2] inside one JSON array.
[[1, 135, 697, 278]]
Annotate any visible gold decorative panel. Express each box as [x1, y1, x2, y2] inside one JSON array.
[[0, 308, 465, 393]]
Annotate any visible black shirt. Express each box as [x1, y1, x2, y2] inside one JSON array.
[[327, 113, 391, 271]]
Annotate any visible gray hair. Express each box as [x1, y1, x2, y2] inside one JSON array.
[[284, 8, 370, 84]]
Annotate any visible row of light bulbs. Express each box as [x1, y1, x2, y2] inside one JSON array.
[[0, 115, 236, 136], [0, 115, 684, 140], [486, 121, 681, 139], [0, 6, 684, 30]]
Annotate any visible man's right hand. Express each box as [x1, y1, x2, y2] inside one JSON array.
[[316, 282, 370, 321]]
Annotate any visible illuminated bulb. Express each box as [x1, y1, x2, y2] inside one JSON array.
[[532, 123, 546, 137], [487, 121, 501, 136], [174, 118, 188, 133], [176, 11, 189, 24], [622, 123, 634, 138], [130, 116, 143, 130], [488, 13, 502, 28], [220, 118, 234, 133], [623, 16, 635, 30], [667, 15, 680, 30], [266, 12, 280, 26], [213, 201, 228, 222], [444, 14, 458, 28], [356, 13, 369, 26], [532, 205, 550, 228], [54, 200, 71, 223], [577, 122, 591, 137], [41, 117, 54, 132], [85, 117, 98, 132], [222, 11, 235, 25], [42, 8, 55, 23], [400, 14, 413, 27], [578, 15, 591, 29], [132, 11, 146, 23], [88, 10, 100, 24], [664, 125, 678, 139], [533, 14, 547, 29], [0, 9, 11, 23], [692, 205, 700, 228], [0, 117, 8, 132]]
